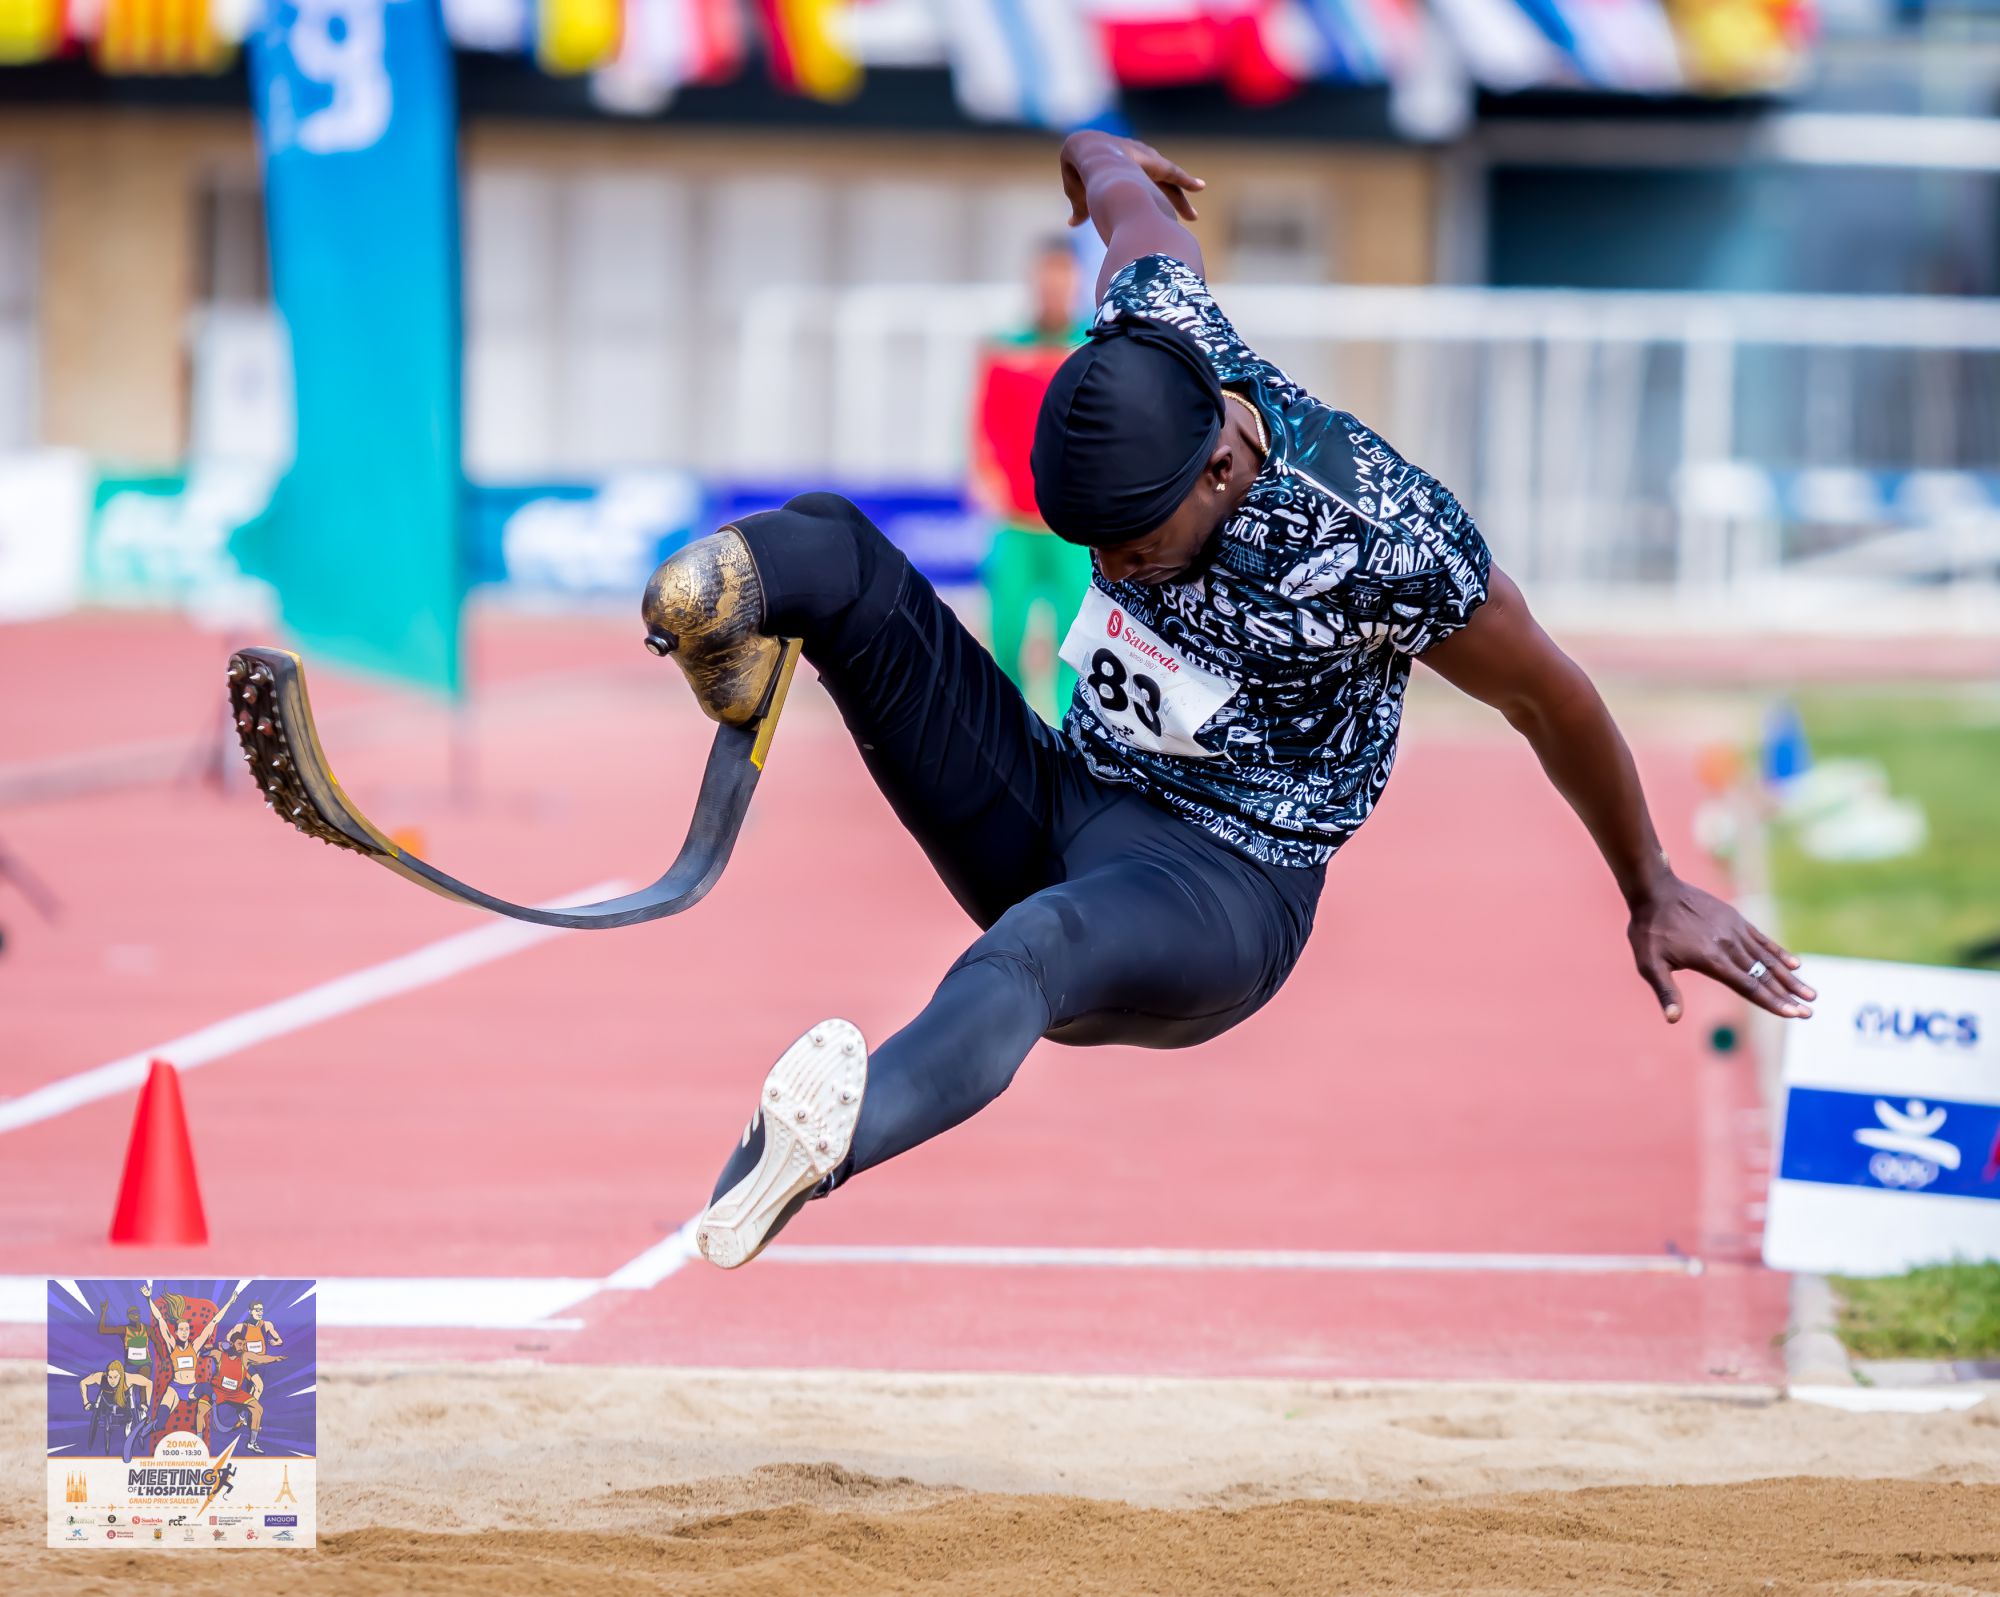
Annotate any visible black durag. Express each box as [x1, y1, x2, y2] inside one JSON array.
[[1030, 317, 1223, 547]]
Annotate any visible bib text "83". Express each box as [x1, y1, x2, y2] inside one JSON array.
[[1088, 649, 1164, 737]]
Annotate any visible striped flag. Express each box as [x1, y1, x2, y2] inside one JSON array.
[[1295, 0, 1419, 82], [593, 0, 748, 113], [538, 0, 624, 73], [934, 0, 1115, 128], [94, 0, 230, 72], [0, 0, 66, 62], [755, 0, 860, 99], [1514, 0, 1680, 88], [1425, 0, 1566, 87], [1568, 0, 1682, 90]]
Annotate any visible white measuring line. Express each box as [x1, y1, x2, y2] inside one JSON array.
[[0, 1275, 604, 1332], [0, 878, 627, 1138], [756, 1245, 1706, 1274], [0, 1241, 1704, 1332]]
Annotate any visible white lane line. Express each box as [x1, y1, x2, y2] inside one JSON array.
[[0, 1276, 597, 1330], [0, 1244, 1706, 1332], [1790, 1385, 1987, 1413], [312, 1278, 603, 1329], [604, 1216, 704, 1291], [0, 879, 626, 1138], [760, 1245, 1705, 1274]]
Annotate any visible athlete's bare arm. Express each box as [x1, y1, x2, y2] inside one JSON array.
[[148, 1297, 172, 1343], [1419, 569, 1816, 1023], [193, 1291, 241, 1353], [243, 1351, 286, 1367], [1058, 131, 1207, 298], [79, 1372, 99, 1406], [96, 1303, 125, 1336]]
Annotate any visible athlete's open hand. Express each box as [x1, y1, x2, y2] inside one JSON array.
[[1628, 876, 1814, 1022], [1060, 132, 1205, 226]]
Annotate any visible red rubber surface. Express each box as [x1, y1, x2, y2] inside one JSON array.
[[0, 609, 1784, 1382]]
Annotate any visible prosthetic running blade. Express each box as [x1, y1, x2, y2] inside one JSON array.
[[224, 639, 801, 929]]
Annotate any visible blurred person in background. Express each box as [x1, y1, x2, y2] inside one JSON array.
[[970, 236, 1092, 722]]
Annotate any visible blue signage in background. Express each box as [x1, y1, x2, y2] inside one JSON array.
[[463, 479, 987, 598], [1779, 1086, 2000, 1202], [237, 0, 466, 694], [706, 484, 984, 589]]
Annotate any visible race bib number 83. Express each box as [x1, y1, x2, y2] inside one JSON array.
[[1060, 588, 1238, 758]]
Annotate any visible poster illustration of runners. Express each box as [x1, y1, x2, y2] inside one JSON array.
[[46, 1278, 316, 1548]]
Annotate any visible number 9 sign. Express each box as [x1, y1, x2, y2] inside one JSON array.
[[285, 0, 392, 155]]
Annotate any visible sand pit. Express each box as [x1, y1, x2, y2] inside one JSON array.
[[9, 1364, 1996, 1593]]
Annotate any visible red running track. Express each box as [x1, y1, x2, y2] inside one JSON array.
[[0, 610, 1784, 1382]]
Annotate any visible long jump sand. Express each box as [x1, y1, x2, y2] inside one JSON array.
[[7, 1363, 1997, 1593]]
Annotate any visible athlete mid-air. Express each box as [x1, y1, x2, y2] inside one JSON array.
[[648, 131, 1816, 1269]]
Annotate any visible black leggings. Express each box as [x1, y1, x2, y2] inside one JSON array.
[[728, 493, 1323, 1183]]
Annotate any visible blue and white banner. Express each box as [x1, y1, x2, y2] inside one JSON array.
[[1764, 955, 2000, 1276]]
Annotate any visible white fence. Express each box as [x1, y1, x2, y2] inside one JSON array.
[[731, 281, 2000, 629]]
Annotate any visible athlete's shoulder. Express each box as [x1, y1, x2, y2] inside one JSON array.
[[1265, 410, 1490, 646], [1097, 254, 1290, 394]]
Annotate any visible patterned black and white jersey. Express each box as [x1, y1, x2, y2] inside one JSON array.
[[1060, 254, 1492, 869]]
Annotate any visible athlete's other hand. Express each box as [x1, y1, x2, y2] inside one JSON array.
[[1060, 132, 1205, 227], [1628, 877, 1814, 1022]]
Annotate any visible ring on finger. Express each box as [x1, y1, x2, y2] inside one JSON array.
[[1747, 959, 1769, 983]]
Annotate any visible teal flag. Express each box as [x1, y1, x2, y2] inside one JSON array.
[[239, 0, 465, 694]]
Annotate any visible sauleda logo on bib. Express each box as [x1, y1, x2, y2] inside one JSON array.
[[1107, 607, 1123, 637]]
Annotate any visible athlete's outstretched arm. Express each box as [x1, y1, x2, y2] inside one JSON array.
[[1058, 131, 1207, 298], [1419, 568, 1815, 1023]]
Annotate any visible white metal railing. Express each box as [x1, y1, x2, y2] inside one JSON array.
[[731, 281, 2000, 621]]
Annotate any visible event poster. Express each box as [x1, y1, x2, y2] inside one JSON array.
[[47, 1278, 317, 1548]]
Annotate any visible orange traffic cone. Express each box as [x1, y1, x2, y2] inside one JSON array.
[[109, 1060, 208, 1246]]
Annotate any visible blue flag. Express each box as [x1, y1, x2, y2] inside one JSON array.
[[239, 0, 466, 694]]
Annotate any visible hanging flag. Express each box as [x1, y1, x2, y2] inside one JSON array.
[[238, 0, 467, 695], [1497, 0, 1683, 88], [539, 0, 623, 72], [594, 0, 747, 113], [1085, 0, 1337, 100], [1425, 0, 1567, 87], [934, 0, 1116, 128], [1563, 0, 1682, 90], [1089, 0, 1224, 86], [1295, 0, 1419, 82], [444, 0, 532, 51], [1667, 0, 1812, 91], [755, 0, 860, 99], [95, 0, 230, 71], [0, 0, 66, 62]]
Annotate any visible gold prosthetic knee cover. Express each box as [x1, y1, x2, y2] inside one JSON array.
[[641, 527, 786, 727]]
